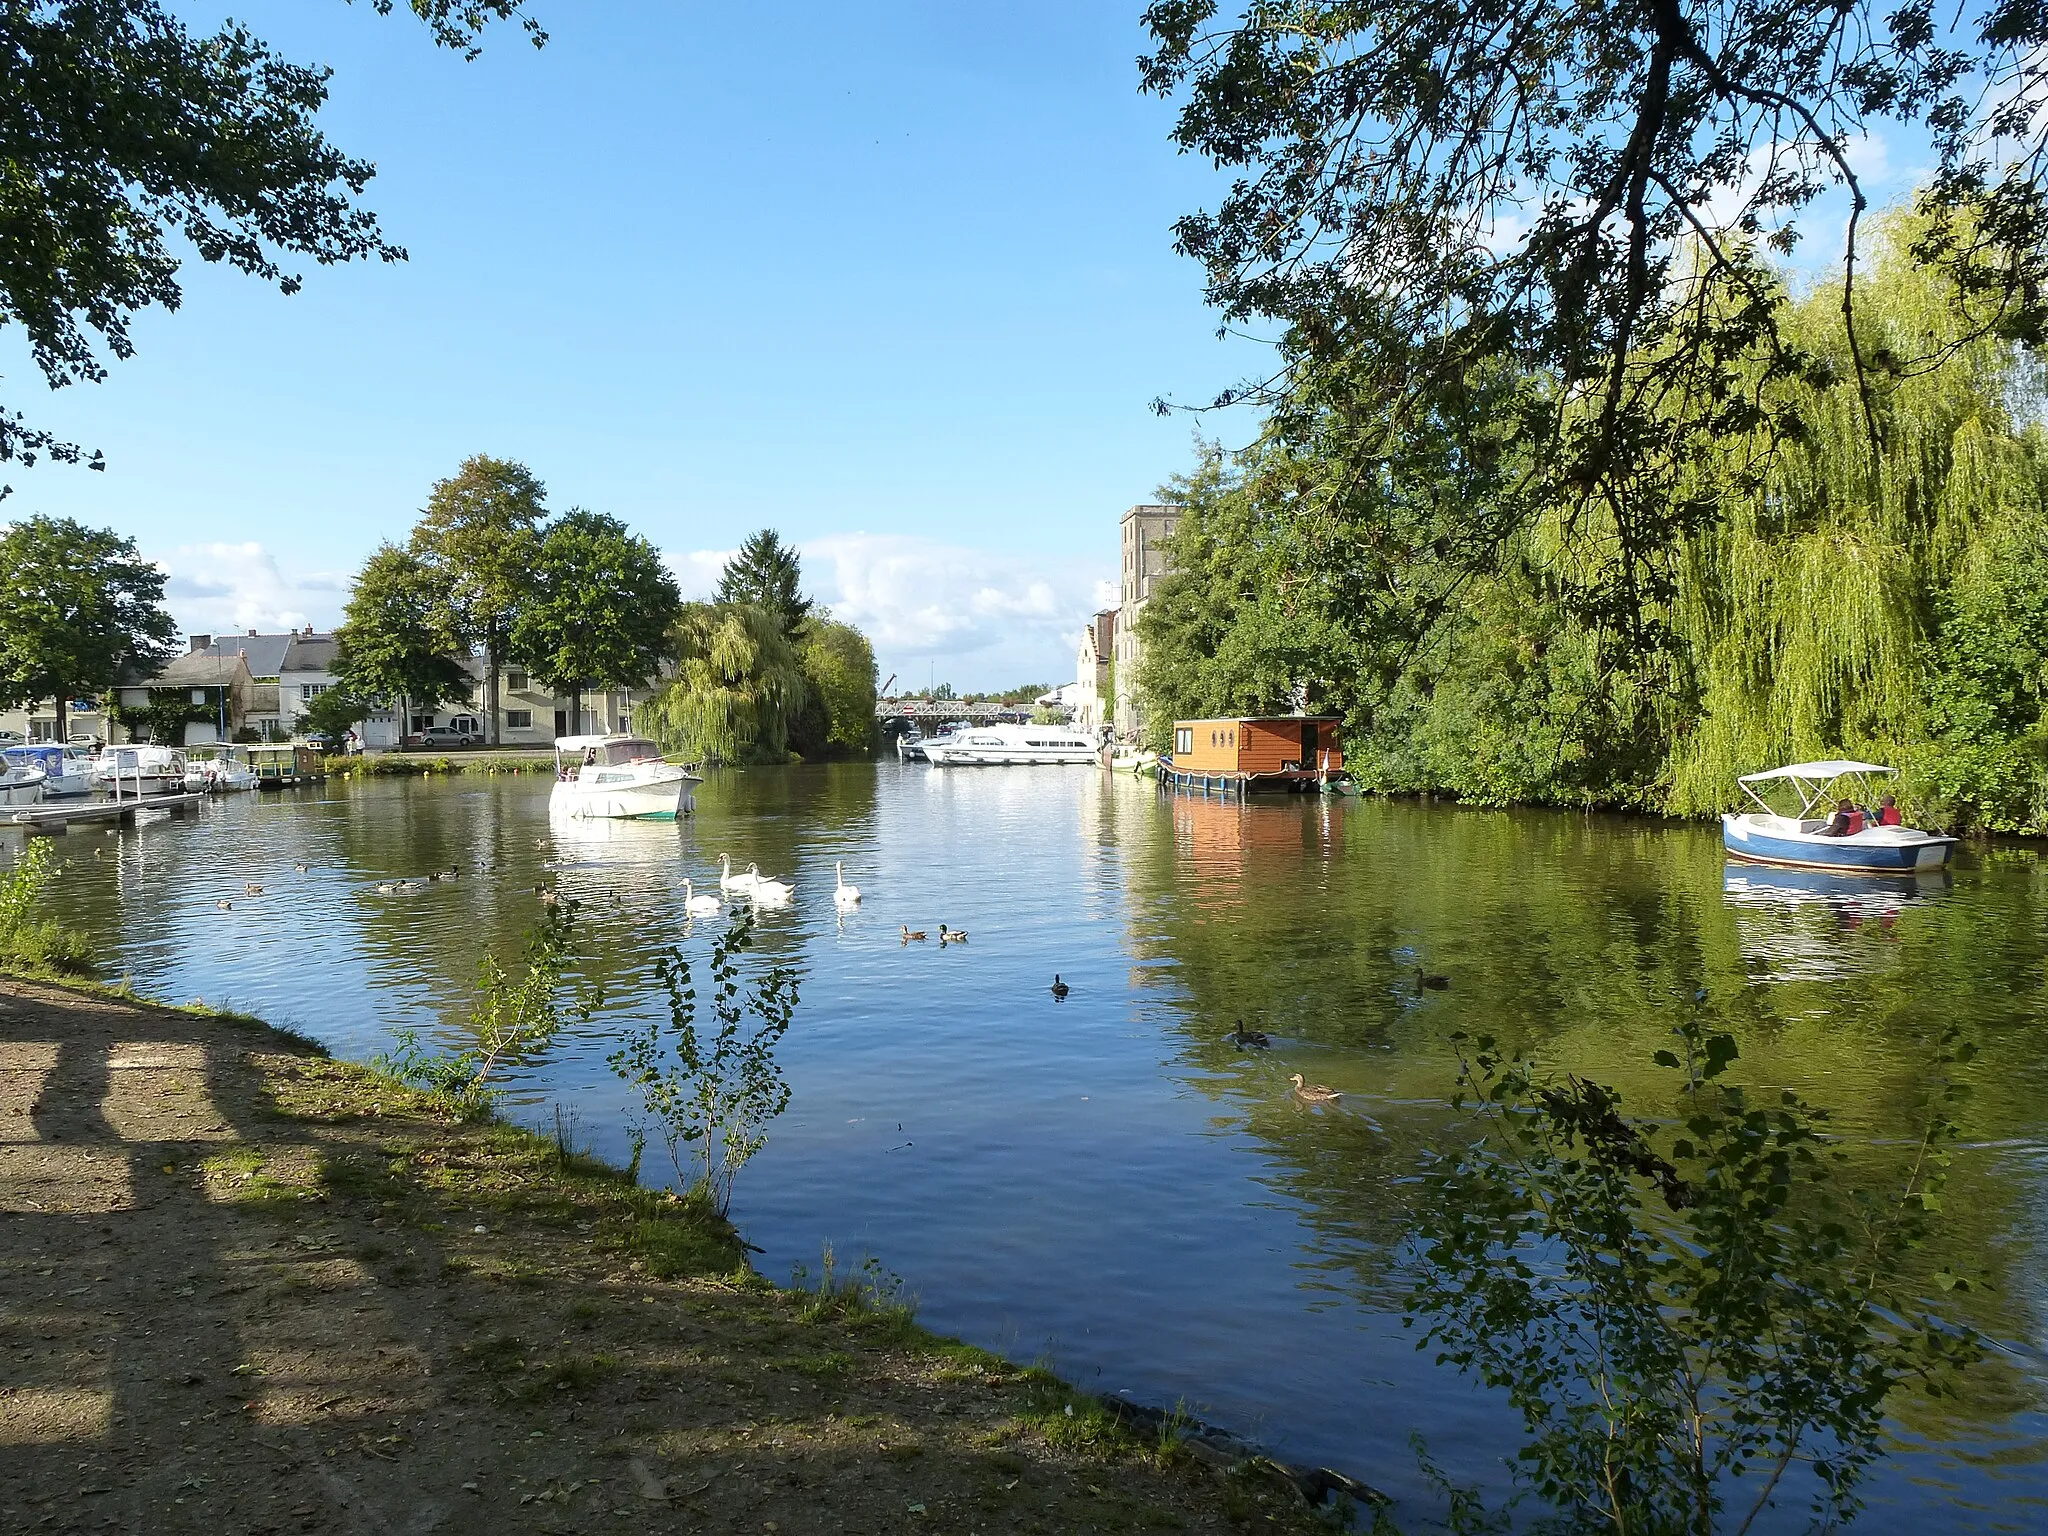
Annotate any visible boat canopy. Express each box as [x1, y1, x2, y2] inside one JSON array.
[[1737, 760, 1896, 783], [2, 744, 65, 771], [555, 734, 663, 766]]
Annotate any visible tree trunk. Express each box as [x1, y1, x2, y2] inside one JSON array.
[[53, 689, 67, 744], [485, 633, 500, 748], [570, 684, 583, 737]]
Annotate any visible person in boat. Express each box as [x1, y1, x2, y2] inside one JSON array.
[[1877, 792, 1902, 826], [1822, 798, 1866, 836]]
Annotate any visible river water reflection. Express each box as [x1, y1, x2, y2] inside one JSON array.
[[21, 763, 2048, 1528]]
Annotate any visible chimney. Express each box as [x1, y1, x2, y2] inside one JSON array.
[[188, 634, 212, 653]]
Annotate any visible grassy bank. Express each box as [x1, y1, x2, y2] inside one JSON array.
[[0, 973, 1352, 1532], [327, 749, 559, 777]]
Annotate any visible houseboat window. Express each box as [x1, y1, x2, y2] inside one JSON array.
[[1229, 729, 1236, 746], [1175, 728, 1192, 754], [506, 710, 533, 729]]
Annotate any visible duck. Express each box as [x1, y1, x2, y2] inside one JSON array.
[[938, 925, 968, 944], [215, 899, 233, 911], [436, 867, 460, 881], [1415, 967, 1451, 992], [682, 878, 721, 918], [902, 925, 928, 943], [243, 883, 264, 895], [1290, 1073, 1341, 1105], [1228, 1020, 1270, 1049], [833, 861, 861, 908], [537, 887, 561, 907], [1050, 974, 1070, 1000], [743, 865, 795, 904], [718, 854, 759, 894], [374, 882, 399, 895], [534, 838, 548, 850], [293, 861, 309, 873]]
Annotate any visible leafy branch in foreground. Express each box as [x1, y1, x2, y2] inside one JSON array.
[[0, 839, 93, 974], [1408, 1009, 1981, 1533], [377, 905, 601, 1118], [608, 911, 800, 1216]]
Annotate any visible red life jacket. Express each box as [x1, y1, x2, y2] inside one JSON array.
[[1844, 808, 1866, 835], [1879, 804, 1902, 826]]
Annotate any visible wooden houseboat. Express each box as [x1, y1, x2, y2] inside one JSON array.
[[250, 744, 325, 789], [1159, 716, 1344, 796]]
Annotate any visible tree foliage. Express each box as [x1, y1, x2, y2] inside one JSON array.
[[716, 529, 812, 639], [1140, 0, 2048, 634], [509, 509, 680, 720], [639, 603, 810, 764], [792, 619, 878, 758], [0, 516, 176, 737], [0, 1, 536, 475], [336, 543, 472, 712], [1141, 208, 2048, 828], [1414, 1013, 1981, 1531]]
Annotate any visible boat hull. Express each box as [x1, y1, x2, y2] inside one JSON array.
[[1721, 813, 1956, 874], [549, 767, 697, 820]]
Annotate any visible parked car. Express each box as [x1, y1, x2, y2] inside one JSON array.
[[0, 730, 21, 746], [414, 724, 478, 748]]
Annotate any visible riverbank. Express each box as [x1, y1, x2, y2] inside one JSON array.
[[328, 749, 558, 777], [0, 975, 1342, 1534]]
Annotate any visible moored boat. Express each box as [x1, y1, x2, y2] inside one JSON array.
[[920, 723, 1098, 766], [184, 745, 260, 793], [93, 745, 188, 797], [1721, 761, 1956, 874], [550, 735, 699, 820], [0, 760, 46, 806], [2, 744, 91, 799]]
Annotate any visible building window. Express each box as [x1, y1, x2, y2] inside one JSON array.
[[506, 669, 528, 691], [506, 709, 532, 729], [302, 682, 328, 700], [411, 714, 434, 732]]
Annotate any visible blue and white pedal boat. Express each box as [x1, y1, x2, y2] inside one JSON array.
[[1722, 760, 1957, 875]]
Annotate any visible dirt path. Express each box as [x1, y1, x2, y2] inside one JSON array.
[[0, 977, 1333, 1535]]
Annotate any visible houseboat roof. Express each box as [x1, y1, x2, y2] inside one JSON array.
[[1174, 714, 1342, 725]]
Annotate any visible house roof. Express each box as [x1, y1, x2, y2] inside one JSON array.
[[281, 634, 340, 672], [194, 633, 294, 677], [153, 652, 252, 687]]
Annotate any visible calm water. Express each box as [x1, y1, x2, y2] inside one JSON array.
[[16, 764, 2048, 1529]]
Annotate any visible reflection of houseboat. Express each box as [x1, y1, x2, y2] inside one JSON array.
[[550, 735, 699, 820], [1722, 761, 1956, 874], [93, 746, 188, 796], [184, 745, 259, 793], [250, 744, 324, 789], [3, 744, 91, 798], [1159, 716, 1343, 796], [920, 723, 1099, 765]]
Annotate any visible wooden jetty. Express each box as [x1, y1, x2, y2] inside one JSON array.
[[1158, 715, 1345, 799], [5, 792, 208, 835]]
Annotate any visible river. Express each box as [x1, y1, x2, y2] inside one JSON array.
[[18, 762, 2048, 1529]]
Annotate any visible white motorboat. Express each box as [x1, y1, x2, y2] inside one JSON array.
[[1721, 761, 1958, 874], [921, 723, 1101, 765], [184, 746, 259, 793], [93, 745, 189, 797], [549, 735, 700, 820], [0, 760, 46, 807], [2, 744, 91, 798]]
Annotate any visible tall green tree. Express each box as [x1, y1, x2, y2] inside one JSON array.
[[639, 603, 809, 764], [336, 543, 472, 727], [0, 2, 538, 477], [510, 510, 681, 735], [0, 517, 176, 739], [1140, 0, 2048, 640], [410, 455, 546, 746], [716, 530, 812, 639], [793, 618, 879, 757]]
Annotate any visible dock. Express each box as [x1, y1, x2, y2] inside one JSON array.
[[4, 793, 209, 834]]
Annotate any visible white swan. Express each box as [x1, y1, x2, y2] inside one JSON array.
[[719, 853, 760, 893], [683, 878, 721, 918], [743, 863, 795, 904], [833, 861, 861, 908]]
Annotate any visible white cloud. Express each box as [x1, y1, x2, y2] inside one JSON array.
[[156, 541, 345, 638], [668, 533, 1115, 692]]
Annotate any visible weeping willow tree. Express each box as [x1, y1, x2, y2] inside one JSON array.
[[639, 603, 811, 765], [1664, 209, 2048, 827], [1140, 202, 2048, 829]]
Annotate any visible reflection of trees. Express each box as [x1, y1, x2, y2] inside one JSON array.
[[1121, 792, 2048, 1435]]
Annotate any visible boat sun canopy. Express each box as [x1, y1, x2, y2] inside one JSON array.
[[1737, 760, 1897, 816]]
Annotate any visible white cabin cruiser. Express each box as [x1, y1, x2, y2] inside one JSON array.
[[550, 735, 699, 820], [921, 723, 1100, 765], [93, 745, 188, 797], [2, 744, 91, 798], [184, 746, 259, 793], [0, 760, 45, 807]]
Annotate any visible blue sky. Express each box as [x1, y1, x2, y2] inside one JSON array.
[[2, 1, 1267, 689]]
